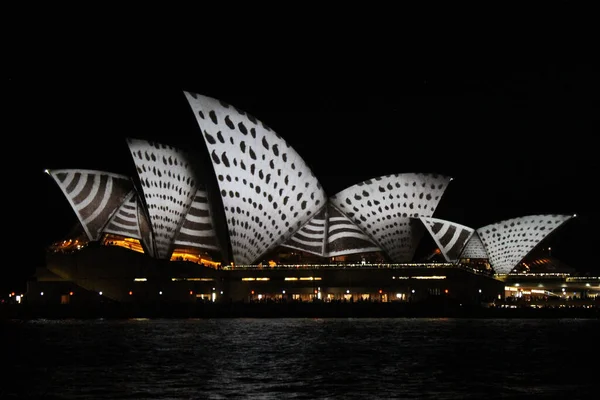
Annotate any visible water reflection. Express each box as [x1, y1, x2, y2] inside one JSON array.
[[2, 318, 598, 399]]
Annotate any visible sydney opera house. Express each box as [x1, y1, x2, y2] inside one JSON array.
[[26, 92, 599, 311]]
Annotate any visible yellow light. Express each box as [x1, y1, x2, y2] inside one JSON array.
[[69, 291, 73, 296]]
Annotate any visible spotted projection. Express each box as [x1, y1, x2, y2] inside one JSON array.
[[459, 232, 488, 259], [127, 139, 201, 259], [103, 193, 155, 256], [173, 188, 221, 252], [477, 214, 575, 274], [183, 92, 327, 265], [419, 217, 474, 262], [48, 169, 134, 241], [330, 173, 451, 262], [282, 203, 381, 257]]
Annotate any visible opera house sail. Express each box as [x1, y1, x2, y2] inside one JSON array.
[[47, 169, 154, 253], [475, 214, 575, 275], [183, 92, 328, 265], [419, 217, 474, 263], [126, 139, 222, 260], [329, 173, 452, 263]]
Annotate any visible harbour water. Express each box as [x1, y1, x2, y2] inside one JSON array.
[[2, 318, 599, 399]]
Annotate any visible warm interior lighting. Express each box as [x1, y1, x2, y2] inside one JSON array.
[[169, 249, 221, 268], [172, 278, 215, 281], [413, 276, 446, 280], [102, 235, 144, 254]]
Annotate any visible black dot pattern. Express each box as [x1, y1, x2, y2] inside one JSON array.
[[329, 173, 451, 262], [477, 214, 574, 274], [127, 138, 198, 259], [184, 92, 327, 265], [459, 232, 488, 259]]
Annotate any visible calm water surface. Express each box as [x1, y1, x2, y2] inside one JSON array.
[[1, 318, 598, 399]]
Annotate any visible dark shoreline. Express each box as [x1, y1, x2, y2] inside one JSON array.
[[2, 302, 599, 320]]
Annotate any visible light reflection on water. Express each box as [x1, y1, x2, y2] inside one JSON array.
[[2, 318, 598, 399]]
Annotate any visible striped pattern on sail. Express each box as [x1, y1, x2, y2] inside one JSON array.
[[127, 139, 199, 259], [49, 169, 134, 241], [103, 192, 142, 239], [281, 206, 327, 256], [326, 204, 381, 257], [459, 232, 488, 259], [173, 187, 221, 252], [420, 217, 474, 262], [477, 214, 574, 275]]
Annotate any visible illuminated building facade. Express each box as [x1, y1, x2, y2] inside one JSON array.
[[28, 92, 598, 308]]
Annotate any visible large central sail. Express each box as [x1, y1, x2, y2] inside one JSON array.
[[183, 92, 327, 265]]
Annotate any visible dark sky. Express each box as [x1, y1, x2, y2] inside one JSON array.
[[5, 61, 598, 292]]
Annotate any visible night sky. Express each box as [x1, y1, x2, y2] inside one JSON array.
[[5, 62, 598, 293]]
